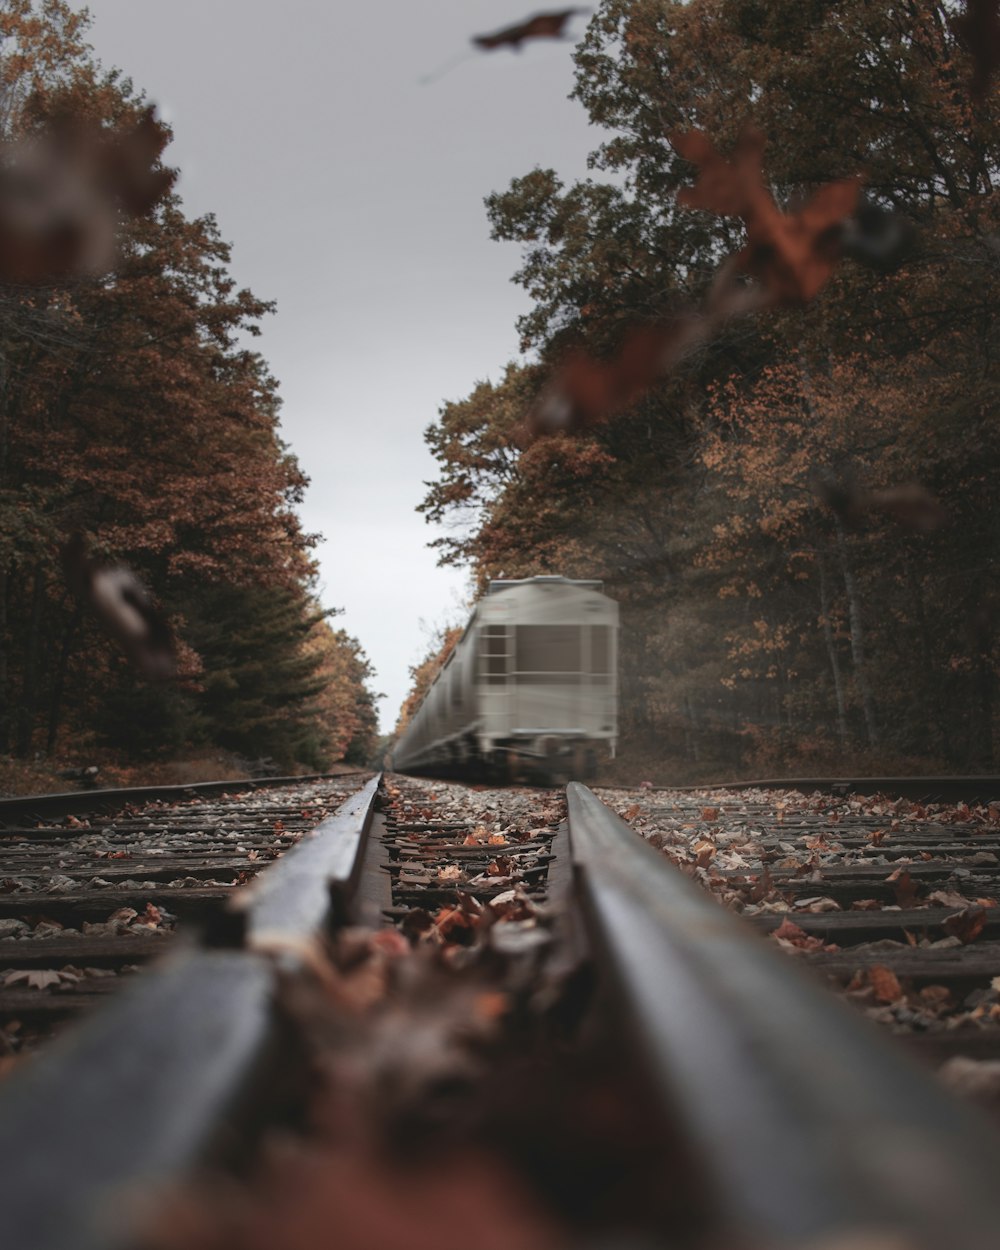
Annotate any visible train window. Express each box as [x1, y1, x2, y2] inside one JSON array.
[[480, 626, 509, 684], [590, 625, 611, 674], [515, 625, 581, 673]]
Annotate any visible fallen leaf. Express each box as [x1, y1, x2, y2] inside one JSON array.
[[3, 969, 63, 990], [942, 906, 988, 944], [693, 839, 715, 869], [919, 985, 953, 1010], [927, 889, 973, 909], [473, 992, 509, 1022], [772, 917, 827, 951], [885, 867, 921, 908], [869, 965, 904, 1003]]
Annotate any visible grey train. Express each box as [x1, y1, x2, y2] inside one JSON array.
[[392, 576, 618, 782]]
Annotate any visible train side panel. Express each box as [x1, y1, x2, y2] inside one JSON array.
[[393, 577, 618, 780]]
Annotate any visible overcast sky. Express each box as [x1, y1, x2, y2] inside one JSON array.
[[78, 1, 600, 730]]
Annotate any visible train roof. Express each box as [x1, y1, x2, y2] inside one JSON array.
[[486, 576, 604, 595]]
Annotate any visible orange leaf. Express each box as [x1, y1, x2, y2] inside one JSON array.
[[869, 965, 903, 1003], [672, 125, 860, 306]]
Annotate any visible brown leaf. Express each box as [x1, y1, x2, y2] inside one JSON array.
[[433, 906, 477, 942], [919, 985, 953, 1010], [814, 467, 948, 533], [747, 864, 774, 903], [772, 917, 826, 951], [524, 320, 693, 438], [942, 906, 988, 945], [797, 896, 842, 914], [885, 867, 921, 908], [700, 806, 719, 821], [927, 889, 973, 909], [472, 991, 509, 1022], [869, 964, 904, 1003], [672, 125, 860, 306], [693, 839, 715, 869], [0, 105, 174, 284], [867, 484, 949, 532], [472, 8, 587, 50]]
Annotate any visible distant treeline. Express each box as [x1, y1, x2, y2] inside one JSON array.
[[0, 2, 377, 771], [419, 0, 1000, 779]]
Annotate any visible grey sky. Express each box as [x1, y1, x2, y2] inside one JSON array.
[[78, 1, 599, 730]]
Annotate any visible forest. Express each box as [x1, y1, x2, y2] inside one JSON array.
[[415, 0, 1000, 780], [0, 1, 378, 789]]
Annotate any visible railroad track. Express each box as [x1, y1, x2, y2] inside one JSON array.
[[596, 780, 1000, 1068], [0, 772, 373, 1053], [4, 772, 1000, 1248]]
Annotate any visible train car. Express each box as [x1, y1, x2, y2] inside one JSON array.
[[393, 576, 618, 782]]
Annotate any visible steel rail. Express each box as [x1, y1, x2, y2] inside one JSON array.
[[0, 768, 374, 826], [0, 774, 383, 1250], [566, 780, 1000, 1249], [0, 951, 280, 1250], [233, 772, 381, 948], [598, 775, 1000, 801]]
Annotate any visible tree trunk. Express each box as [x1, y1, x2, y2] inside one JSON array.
[[46, 605, 82, 756], [0, 565, 8, 753], [907, 567, 953, 762], [684, 695, 701, 764], [976, 652, 995, 768], [15, 567, 45, 757], [817, 551, 849, 749], [834, 521, 879, 748], [0, 343, 8, 752]]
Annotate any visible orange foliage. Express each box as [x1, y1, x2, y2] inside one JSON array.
[[395, 626, 463, 737]]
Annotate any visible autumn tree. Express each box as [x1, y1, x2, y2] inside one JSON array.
[[0, 1, 378, 772], [395, 625, 463, 739], [303, 620, 380, 765], [422, 0, 1000, 775]]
